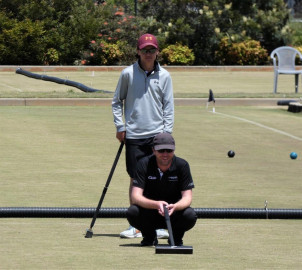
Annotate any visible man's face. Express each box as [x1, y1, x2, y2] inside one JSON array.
[[153, 148, 174, 168], [137, 45, 159, 64]]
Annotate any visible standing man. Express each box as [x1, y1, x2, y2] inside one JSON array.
[[127, 133, 197, 246], [112, 33, 174, 239]]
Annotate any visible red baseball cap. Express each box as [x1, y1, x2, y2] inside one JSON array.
[[137, 33, 158, 49]]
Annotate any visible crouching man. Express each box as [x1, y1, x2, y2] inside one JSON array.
[[126, 133, 197, 246]]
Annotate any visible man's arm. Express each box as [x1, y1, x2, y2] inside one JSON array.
[[131, 186, 193, 217], [162, 74, 174, 133], [112, 71, 128, 135], [112, 92, 125, 134], [166, 189, 192, 216], [131, 186, 168, 214], [174, 189, 192, 210]]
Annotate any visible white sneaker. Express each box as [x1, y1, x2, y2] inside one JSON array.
[[120, 226, 142, 238], [156, 229, 169, 239]]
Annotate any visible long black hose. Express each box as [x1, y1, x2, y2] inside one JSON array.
[[15, 68, 112, 93], [1, 207, 301, 219]]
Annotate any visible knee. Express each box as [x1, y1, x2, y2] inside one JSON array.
[[183, 207, 197, 230], [126, 205, 140, 222]]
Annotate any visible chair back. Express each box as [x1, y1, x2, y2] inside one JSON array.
[[270, 46, 302, 71]]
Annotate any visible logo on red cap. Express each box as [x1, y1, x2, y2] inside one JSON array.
[[137, 34, 158, 49]]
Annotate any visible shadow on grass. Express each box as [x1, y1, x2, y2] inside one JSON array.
[[87, 233, 120, 238], [119, 243, 145, 248]]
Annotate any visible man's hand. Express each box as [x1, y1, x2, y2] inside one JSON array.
[[165, 204, 176, 216], [116, 131, 125, 142], [157, 201, 168, 216], [158, 203, 177, 216]]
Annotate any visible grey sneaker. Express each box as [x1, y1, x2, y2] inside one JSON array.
[[156, 229, 169, 239], [120, 226, 142, 238]]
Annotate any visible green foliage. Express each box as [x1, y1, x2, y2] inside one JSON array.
[[289, 21, 302, 46], [161, 43, 195, 65], [0, 0, 103, 65], [0, 12, 46, 64], [0, 0, 295, 65], [295, 46, 302, 54], [79, 3, 143, 65], [81, 39, 125, 65], [216, 37, 269, 65], [139, 0, 291, 64], [42, 48, 60, 65]]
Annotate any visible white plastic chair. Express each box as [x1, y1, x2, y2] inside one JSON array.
[[270, 46, 302, 93]]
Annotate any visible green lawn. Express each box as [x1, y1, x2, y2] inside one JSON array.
[[1, 219, 301, 270], [1, 70, 302, 98], [0, 105, 301, 269]]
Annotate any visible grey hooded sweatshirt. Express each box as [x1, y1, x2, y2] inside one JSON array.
[[112, 61, 174, 139]]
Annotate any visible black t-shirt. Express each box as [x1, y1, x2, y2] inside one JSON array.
[[132, 155, 194, 204]]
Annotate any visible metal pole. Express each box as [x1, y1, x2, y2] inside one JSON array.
[[134, 0, 137, 16]]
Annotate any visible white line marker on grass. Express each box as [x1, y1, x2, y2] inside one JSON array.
[[0, 82, 23, 92], [210, 111, 302, 142]]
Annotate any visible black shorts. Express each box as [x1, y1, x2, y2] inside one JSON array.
[[125, 137, 154, 178]]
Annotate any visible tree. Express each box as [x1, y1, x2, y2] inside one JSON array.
[[138, 0, 292, 64], [81, 1, 150, 65], [0, 0, 294, 65], [0, 0, 104, 64], [0, 11, 46, 64]]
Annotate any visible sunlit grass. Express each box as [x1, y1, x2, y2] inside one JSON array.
[[0, 105, 301, 269], [1, 69, 302, 98]]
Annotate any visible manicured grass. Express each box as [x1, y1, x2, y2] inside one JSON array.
[[0, 105, 301, 269], [1, 106, 301, 208], [0, 219, 301, 269], [1, 70, 302, 98]]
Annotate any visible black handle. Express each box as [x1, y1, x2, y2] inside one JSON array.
[[164, 206, 175, 246]]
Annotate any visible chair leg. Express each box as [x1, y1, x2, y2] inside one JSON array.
[[273, 73, 278, 94], [295, 74, 299, 93]]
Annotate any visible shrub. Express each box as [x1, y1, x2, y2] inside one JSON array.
[[161, 43, 195, 65], [296, 46, 302, 54], [42, 48, 60, 65], [0, 15, 46, 64], [81, 39, 125, 65], [288, 22, 302, 46], [216, 37, 268, 65]]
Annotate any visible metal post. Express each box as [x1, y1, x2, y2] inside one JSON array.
[[134, 0, 137, 16]]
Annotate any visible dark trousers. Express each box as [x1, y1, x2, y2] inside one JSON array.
[[125, 138, 154, 178], [126, 205, 197, 243]]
